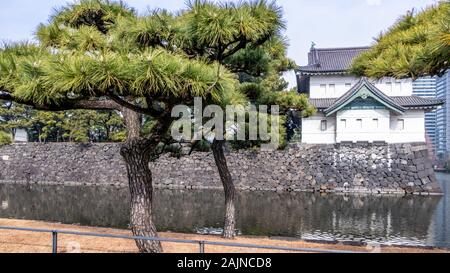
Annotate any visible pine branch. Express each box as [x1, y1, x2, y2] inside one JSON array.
[[1, 91, 120, 112], [107, 93, 164, 117]]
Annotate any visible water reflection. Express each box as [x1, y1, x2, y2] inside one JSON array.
[[0, 175, 449, 248], [432, 173, 450, 248]]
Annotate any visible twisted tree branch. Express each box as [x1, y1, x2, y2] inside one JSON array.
[[107, 93, 164, 117], [1, 91, 121, 111]]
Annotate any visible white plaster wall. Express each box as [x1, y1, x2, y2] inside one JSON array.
[[336, 109, 390, 143], [374, 77, 413, 97], [301, 112, 336, 144], [301, 110, 426, 144], [309, 75, 413, 98], [389, 110, 426, 143], [309, 75, 359, 98]]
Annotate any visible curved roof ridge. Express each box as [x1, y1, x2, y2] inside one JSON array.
[[313, 46, 371, 51]]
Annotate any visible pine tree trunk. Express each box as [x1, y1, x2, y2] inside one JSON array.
[[121, 106, 162, 253], [211, 140, 236, 239], [120, 138, 163, 253]]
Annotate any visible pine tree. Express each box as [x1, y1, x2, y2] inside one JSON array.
[[351, 2, 450, 78], [0, 0, 313, 251]]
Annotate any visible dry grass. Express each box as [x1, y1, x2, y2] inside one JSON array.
[[0, 218, 447, 253]]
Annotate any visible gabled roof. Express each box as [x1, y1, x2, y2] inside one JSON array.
[[308, 78, 444, 115], [296, 46, 370, 75], [324, 78, 405, 116]]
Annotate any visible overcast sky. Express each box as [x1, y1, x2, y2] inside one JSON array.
[[0, 0, 438, 87]]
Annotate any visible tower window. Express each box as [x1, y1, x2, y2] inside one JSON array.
[[397, 119, 405, 131], [329, 84, 335, 94], [320, 84, 327, 93], [356, 119, 363, 128], [321, 120, 327, 131], [395, 82, 402, 93], [386, 82, 393, 92], [373, 118, 379, 128]]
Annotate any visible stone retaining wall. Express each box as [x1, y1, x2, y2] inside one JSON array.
[[0, 142, 442, 195]]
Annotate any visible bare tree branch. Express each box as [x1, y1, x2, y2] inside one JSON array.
[[107, 93, 164, 117], [222, 39, 248, 59]]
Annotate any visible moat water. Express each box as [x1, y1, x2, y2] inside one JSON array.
[[0, 173, 449, 248]]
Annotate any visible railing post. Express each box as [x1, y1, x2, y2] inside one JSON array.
[[52, 231, 58, 253], [199, 241, 205, 253]]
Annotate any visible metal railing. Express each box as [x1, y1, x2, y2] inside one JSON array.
[[0, 225, 360, 253]]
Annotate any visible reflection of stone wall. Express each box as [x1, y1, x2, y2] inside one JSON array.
[[0, 142, 442, 194], [0, 185, 442, 245], [0, 184, 130, 228]]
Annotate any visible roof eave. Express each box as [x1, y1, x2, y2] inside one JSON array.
[[404, 104, 443, 110], [309, 99, 444, 112], [296, 69, 348, 76]]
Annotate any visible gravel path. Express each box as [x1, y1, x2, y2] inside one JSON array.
[[0, 218, 447, 253]]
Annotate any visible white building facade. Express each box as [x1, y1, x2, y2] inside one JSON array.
[[296, 47, 443, 145]]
